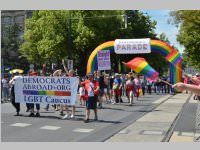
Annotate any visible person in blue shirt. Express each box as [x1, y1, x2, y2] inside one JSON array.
[[112, 73, 123, 104]]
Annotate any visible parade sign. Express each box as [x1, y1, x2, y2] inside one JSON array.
[[15, 76, 79, 105], [114, 39, 151, 54], [97, 50, 111, 70]]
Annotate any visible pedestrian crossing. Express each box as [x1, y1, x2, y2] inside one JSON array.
[[9, 122, 94, 133], [40, 125, 61, 130], [11, 123, 32, 127]]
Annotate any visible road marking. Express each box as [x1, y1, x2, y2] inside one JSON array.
[[141, 130, 164, 135], [119, 129, 130, 134], [11, 123, 32, 127], [73, 128, 94, 133], [181, 132, 194, 137], [40, 126, 61, 130]]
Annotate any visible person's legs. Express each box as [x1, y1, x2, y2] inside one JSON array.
[[94, 109, 98, 120], [80, 97, 83, 105], [84, 109, 90, 123], [15, 103, 20, 115], [35, 104, 40, 117], [142, 87, 145, 95], [2, 87, 6, 102], [10, 87, 20, 116], [62, 105, 70, 119], [98, 95, 103, 108], [44, 104, 49, 111], [70, 106, 75, 119], [129, 91, 133, 105], [98, 89, 104, 108], [29, 104, 35, 117]]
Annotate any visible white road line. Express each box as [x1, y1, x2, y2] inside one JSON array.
[[181, 132, 194, 137], [73, 128, 94, 133], [10, 123, 32, 127], [142, 130, 164, 135], [40, 126, 61, 130]]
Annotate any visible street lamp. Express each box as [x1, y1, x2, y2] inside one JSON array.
[[68, 11, 72, 60]]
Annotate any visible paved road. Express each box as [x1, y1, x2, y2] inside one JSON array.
[[1, 93, 170, 142]]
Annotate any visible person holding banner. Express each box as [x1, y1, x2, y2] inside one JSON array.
[[9, 72, 22, 116], [28, 71, 41, 117], [62, 69, 77, 120], [81, 73, 99, 123]]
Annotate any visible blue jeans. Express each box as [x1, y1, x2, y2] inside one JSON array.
[[2, 87, 9, 100]]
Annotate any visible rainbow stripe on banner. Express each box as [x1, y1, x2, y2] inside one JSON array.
[[123, 57, 159, 80], [23, 90, 71, 96]]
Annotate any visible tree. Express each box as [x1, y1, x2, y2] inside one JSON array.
[[20, 10, 168, 75], [20, 10, 70, 66], [159, 33, 170, 44], [170, 10, 200, 71]]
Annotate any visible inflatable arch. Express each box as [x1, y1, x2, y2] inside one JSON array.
[[87, 40, 182, 84]]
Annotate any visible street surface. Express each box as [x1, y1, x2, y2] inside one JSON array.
[[2, 93, 198, 142]]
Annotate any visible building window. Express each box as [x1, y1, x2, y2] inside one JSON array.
[[1, 25, 10, 38], [2, 16, 12, 24], [27, 12, 32, 18], [14, 16, 24, 24]]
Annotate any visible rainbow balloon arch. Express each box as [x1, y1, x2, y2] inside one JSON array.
[[86, 40, 182, 84]]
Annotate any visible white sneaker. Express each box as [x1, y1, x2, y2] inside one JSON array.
[[70, 114, 75, 119], [112, 101, 116, 104], [62, 114, 70, 119], [70, 115, 75, 119]]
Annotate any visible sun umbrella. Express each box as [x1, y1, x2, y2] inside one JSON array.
[[9, 69, 24, 74]]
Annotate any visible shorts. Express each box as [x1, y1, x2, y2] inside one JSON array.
[[86, 96, 97, 110], [80, 96, 86, 101]]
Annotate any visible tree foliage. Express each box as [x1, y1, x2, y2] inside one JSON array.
[[20, 10, 169, 75], [170, 10, 200, 70]]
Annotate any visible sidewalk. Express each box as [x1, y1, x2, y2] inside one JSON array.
[[169, 94, 199, 142], [106, 93, 192, 142]]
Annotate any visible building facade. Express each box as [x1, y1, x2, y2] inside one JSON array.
[[1, 10, 34, 74], [1, 10, 33, 38]]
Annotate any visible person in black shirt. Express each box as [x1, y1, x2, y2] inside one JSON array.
[[95, 71, 105, 109]]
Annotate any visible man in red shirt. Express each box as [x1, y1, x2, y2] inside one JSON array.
[[81, 73, 99, 123]]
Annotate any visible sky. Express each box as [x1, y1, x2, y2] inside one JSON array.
[[141, 10, 184, 53]]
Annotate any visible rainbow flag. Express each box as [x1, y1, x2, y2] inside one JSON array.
[[123, 57, 159, 80]]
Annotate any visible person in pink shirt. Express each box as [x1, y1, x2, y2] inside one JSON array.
[[184, 74, 189, 93], [126, 75, 135, 106]]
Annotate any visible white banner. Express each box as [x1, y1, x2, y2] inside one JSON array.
[[14, 76, 79, 105], [114, 38, 151, 54], [97, 50, 111, 71]]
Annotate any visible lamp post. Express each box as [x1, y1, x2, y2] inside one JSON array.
[[68, 11, 72, 60]]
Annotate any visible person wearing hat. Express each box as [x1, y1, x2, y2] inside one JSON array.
[[81, 73, 99, 123], [112, 73, 123, 104], [9, 72, 23, 116]]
